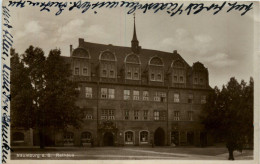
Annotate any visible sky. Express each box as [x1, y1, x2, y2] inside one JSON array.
[[8, 1, 256, 88]]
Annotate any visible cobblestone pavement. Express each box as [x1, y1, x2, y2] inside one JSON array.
[[11, 147, 253, 160]]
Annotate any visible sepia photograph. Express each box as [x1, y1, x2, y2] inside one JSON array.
[[1, 0, 259, 163]]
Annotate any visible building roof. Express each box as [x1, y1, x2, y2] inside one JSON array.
[[74, 39, 191, 73]]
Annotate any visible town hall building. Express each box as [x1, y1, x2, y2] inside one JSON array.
[[11, 17, 212, 147]]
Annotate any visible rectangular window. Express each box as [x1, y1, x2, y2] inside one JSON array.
[[188, 94, 193, 103], [133, 72, 139, 80], [155, 92, 166, 102], [75, 86, 81, 91], [134, 110, 139, 120], [188, 111, 193, 121], [157, 74, 162, 81], [83, 67, 88, 75], [174, 76, 177, 82], [174, 93, 180, 103], [143, 91, 149, 101], [101, 109, 115, 120], [124, 90, 131, 100], [75, 67, 79, 75], [102, 70, 107, 77], [108, 89, 115, 99], [133, 90, 139, 100], [159, 111, 166, 120], [201, 95, 206, 104], [85, 87, 92, 98], [180, 76, 184, 82], [143, 110, 148, 120], [84, 110, 93, 120], [101, 88, 108, 99], [127, 71, 132, 79], [125, 110, 129, 120], [151, 73, 155, 81], [109, 70, 114, 77], [154, 111, 159, 120], [174, 111, 180, 121], [159, 92, 167, 102], [153, 111, 166, 120], [194, 78, 198, 84]]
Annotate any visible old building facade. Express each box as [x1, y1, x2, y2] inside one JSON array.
[[11, 18, 211, 147]]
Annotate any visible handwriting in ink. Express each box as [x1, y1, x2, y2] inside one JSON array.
[[8, 1, 254, 16], [2, 6, 12, 163]]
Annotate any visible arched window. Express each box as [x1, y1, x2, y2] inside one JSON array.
[[125, 131, 134, 144], [149, 56, 163, 66], [125, 54, 140, 64], [140, 131, 149, 143], [13, 132, 24, 142], [81, 132, 92, 144], [72, 48, 90, 59], [64, 132, 74, 145], [99, 51, 116, 61]]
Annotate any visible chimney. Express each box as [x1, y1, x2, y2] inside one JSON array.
[[79, 38, 84, 47], [173, 50, 177, 54], [70, 45, 73, 56]]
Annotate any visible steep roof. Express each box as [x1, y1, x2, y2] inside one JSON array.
[[75, 40, 190, 73]]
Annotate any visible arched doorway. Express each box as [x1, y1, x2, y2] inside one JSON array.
[[103, 132, 114, 146], [154, 127, 165, 146]]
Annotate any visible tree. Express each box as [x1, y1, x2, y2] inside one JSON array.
[[200, 77, 253, 160], [10, 48, 34, 129], [11, 46, 82, 148]]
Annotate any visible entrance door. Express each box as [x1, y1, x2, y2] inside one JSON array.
[[103, 132, 114, 146], [154, 127, 165, 146], [187, 131, 194, 145]]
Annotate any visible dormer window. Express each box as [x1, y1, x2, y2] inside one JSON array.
[[99, 51, 117, 79], [125, 53, 141, 80], [171, 60, 186, 84], [149, 56, 164, 82]]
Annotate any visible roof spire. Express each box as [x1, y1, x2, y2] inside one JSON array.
[[132, 13, 138, 42], [131, 13, 140, 53]]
